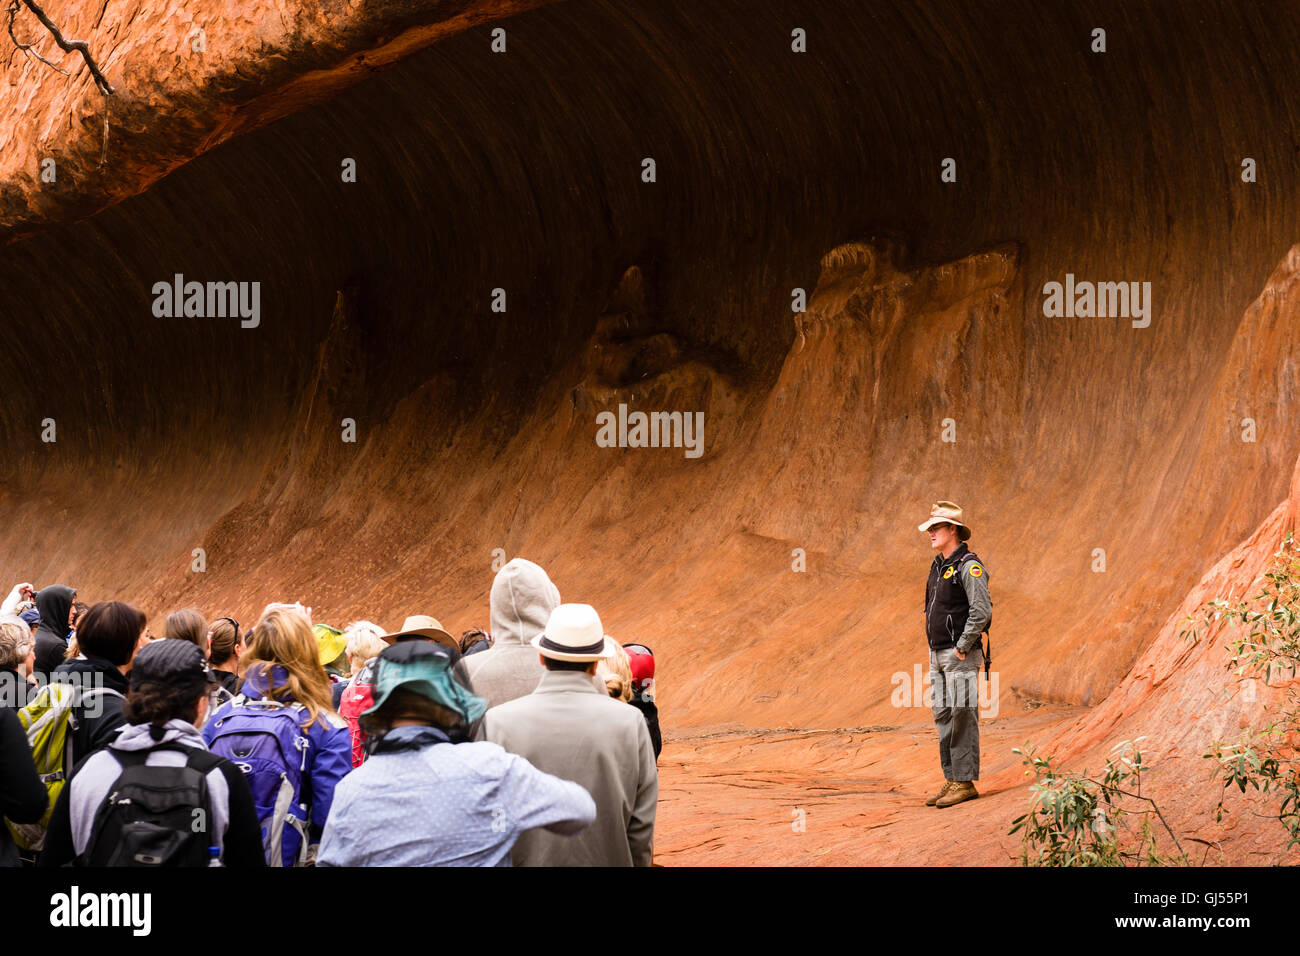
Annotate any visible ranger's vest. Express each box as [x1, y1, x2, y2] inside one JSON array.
[[925, 544, 985, 650]]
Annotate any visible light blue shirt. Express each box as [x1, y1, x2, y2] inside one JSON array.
[[316, 725, 596, 866]]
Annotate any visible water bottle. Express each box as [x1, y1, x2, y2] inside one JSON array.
[[207, 846, 223, 867]]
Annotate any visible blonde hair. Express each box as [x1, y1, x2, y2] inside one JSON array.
[[0, 615, 32, 669], [243, 607, 337, 727], [597, 640, 634, 703], [344, 620, 387, 668]]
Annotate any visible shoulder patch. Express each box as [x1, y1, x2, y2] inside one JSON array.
[[968, 564, 983, 577]]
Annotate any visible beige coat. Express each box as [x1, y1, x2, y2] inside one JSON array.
[[482, 670, 658, 866]]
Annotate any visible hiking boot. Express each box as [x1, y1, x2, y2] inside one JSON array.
[[925, 780, 955, 806], [935, 781, 979, 808]]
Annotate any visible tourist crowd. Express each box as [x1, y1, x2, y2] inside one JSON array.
[[0, 559, 661, 867]]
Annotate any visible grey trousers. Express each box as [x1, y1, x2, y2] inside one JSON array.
[[930, 645, 982, 782]]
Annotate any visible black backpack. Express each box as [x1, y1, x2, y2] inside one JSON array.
[[80, 743, 223, 867]]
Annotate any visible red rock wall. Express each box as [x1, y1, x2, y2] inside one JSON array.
[[0, 0, 1298, 741]]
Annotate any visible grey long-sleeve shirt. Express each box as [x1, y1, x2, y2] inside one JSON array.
[[955, 559, 992, 654]]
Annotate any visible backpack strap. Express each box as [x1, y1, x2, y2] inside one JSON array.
[[106, 741, 224, 775], [64, 685, 126, 774], [149, 741, 225, 776]]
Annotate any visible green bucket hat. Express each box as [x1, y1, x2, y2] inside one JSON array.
[[363, 641, 486, 726]]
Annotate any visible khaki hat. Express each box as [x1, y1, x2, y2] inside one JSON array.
[[531, 603, 621, 662], [380, 614, 458, 650], [918, 500, 971, 541]]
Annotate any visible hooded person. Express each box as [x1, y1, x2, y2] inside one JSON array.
[[32, 585, 76, 679], [461, 558, 561, 710]]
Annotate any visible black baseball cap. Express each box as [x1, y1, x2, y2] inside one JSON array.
[[130, 638, 217, 693]]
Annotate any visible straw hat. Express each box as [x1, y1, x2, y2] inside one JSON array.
[[917, 500, 971, 541], [380, 614, 458, 649]]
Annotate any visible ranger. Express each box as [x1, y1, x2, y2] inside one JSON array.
[[918, 501, 991, 808]]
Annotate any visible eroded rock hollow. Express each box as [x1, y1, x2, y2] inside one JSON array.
[[2, 0, 1299, 864]]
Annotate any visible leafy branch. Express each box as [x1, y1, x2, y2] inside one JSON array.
[[1182, 532, 1300, 854], [1010, 738, 1190, 866]]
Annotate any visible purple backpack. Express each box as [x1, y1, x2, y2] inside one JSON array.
[[203, 696, 313, 866]]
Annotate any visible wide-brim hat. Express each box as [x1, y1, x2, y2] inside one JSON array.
[[531, 603, 620, 662], [381, 614, 458, 649], [363, 641, 486, 725], [918, 500, 971, 541]]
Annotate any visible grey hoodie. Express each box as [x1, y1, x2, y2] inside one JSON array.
[[462, 558, 560, 710]]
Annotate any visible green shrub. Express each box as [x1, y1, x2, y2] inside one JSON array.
[[1181, 532, 1300, 851], [1010, 739, 1188, 866]]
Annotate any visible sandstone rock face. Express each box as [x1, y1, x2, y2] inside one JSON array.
[[0, 0, 554, 242], [2, 0, 1300, 863]]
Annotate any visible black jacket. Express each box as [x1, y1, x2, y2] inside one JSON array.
[[924, 543, 986, 651], [0, 708, 48, 866], [50, 657, 129, 768], [213, 669, 242, 697], [33, 585, 75, 679], [629, 697, 662, 760], [0, 665, 35, 714]]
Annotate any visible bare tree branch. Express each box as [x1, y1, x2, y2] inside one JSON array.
[[7, 0, 114, 96], [8, 0, 68, 75]]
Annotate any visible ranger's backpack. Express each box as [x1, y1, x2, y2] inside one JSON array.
[[204, 695, 313, 866], [5, 681, 124, 851], [80, 743, 222, 867]]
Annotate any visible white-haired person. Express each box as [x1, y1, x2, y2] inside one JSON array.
[[0, 614, 36, 713], [334, 619, 389, 764], [332, 620, 386, 705]]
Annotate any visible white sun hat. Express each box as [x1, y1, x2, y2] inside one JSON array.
[[531, 603, 621, 662]]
